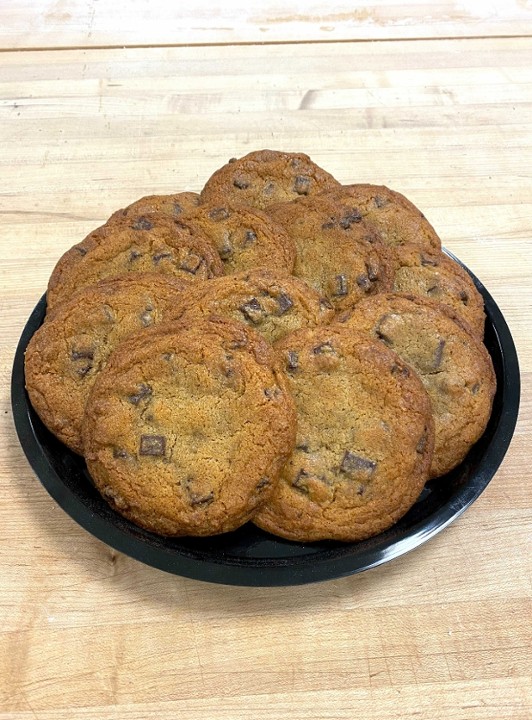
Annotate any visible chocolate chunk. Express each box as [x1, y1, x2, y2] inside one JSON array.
[[76, 245, 87, 256], [76, 364, 92, 378], [218, 236, 234, 260], [263, 182, 276, 196], [471, 382, 480, 395], [180, 253, 203, 274], [313, 341, 335, 355], [152, 252, 172, 264], [132, 217, 154, 231], [243, 229, 257, 246], [233, 177, 250, 190], [71, 349, 94, 361], [374, 195, 387, 209], [190, 491, 214, 507], [287, 350, 299, 371], [228, 157, 237, 163], [433, 339, 446, 369], [173, 202, 183, 215], [113, 448, 130, 459], [162, 352, 175, 362], [421, 255, 438, 267], [276, 292, 294, 315], [340, 451, 377, 477], [321, 220, 336, 230], [293, 175, 311, 195], [296, 442, 310, 452], [264, 386, 281, 399], [290, 157, 302, 169], [129, 249, 141, 262], [128, 383, 152, 405], [339, 209, 362, 229], [239, 297, 265, 324], [320, 297, 334, 310], [209, 207, 230, 221], [459, 290, 469, 304], [256, 477, 271, 490], [356, 274, 371, 290], [427, 284, 440, 296], [139, 434, 166, 457], [292, 469, 310, 495], [140, 304, 154, 327], [333, 274, 348, 297]]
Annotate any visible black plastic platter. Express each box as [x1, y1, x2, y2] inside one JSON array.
[[11, 252, 520, 586]]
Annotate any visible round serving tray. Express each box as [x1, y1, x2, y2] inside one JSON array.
[[11, 253, 520, 586]]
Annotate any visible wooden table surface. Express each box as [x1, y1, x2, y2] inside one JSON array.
[[1, 3, 531, 719]]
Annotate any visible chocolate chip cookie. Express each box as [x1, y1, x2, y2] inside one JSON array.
[[337, 293, 496, 478], [315, 184, 442, 251], [388, 244, 485, 338], [179, 201, 296, 276], [120, 191, 201, 217], [200, 149, 340, 210], [25, 274, 193, 454], [253, 325, 435, 542], [166, 268, 335, 344], [267, 194, 393, 308], [46, 212, 223, 311], [82, 316, 297, 537]]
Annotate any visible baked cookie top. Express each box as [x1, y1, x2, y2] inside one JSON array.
[[200, 149, 340, 210], [46, 212, 222, 311], [166, 268, 335, 344], [25, 274, 192, 454], [388, 244, 485, 338], [315, 184, 442, 251], [180, 201, 296, 276], [267, 193, 393, 309], [82, 316, 297, 537], [120, 191, 201, 217], [253, 325, 434, 542], [338, 293, 496, 478]]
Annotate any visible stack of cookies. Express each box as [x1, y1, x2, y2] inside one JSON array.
[[25, 150, 496, 543]]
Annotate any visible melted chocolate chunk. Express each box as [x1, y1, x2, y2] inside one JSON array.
[[190, 491, 214, 507], [243, 229, 257, 246], [152, 252, 172, 264], [233, 177, 250, 190], [209, 207, 230, 221], [218, 237, 234, 260], [139, 434, 166, 457], [180, 254, 203, 274], [292, 469, 310, 494], [128, 383, 152, 405], [239, 297, 265, 324], [132, 217, 154, 231], [356, 274, 371, 290], [339, 209, 362, 229], [333, 274, 348, 297], [293, 175, 311, 195], [433, 338, 446, 369], [276, 292, 294, 315], [287, 350, 299, 371], [71, 349, 94, 361], [340, 451, 377, 477]]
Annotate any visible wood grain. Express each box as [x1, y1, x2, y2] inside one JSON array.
[[0, 30, 531, 720], [1, 0, 532, 49]]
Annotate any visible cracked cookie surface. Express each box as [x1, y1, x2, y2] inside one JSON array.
[[253, 324, 434, 542], [337, 293, 496, 478], [82, 316, 297, 536], [25, 274, 193, 454], [200, 149, 340, 210], [46, 212, 222, 311]]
